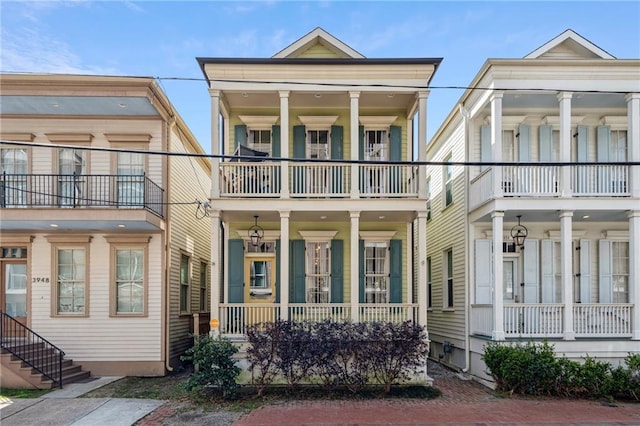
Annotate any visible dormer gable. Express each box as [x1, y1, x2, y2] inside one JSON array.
[[524, 29, 615, 60], [272, 27, 365, 59]]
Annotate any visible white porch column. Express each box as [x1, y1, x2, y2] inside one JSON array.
[[350, 211, 360, 322], [492, 211, 505, 340], [417, 211, 428, 327], [417, 91, 429, 199], [209, 210, 221, 336], [626, 93, 640, 198], [490, 93, 503, 198], [279, 210, 290, 320], [210, 89, 221, 199], [629, 210, 640, 340], [350, 91, 360, 199], [279, 91, 290, 199], [560, 210, 575, 340], [558, 92, 573, 197]]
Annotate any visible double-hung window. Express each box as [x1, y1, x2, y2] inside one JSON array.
[[180, 254, 190, 313], [307, 130, 330, 160], [58, 148, 86, 207], [612, 241, 629, 303], [305, 241, 330, 303], [426, 177, 432, 220], [364, 241, 389, 304], [364, 130, 388, 161], [249, 129, 272, 155], [115, 248, 145, 314], [0, 148, 27, 207], [427, 256, 432, 309], [199, 261, 208, 311], [444, 249, 453, 308], [56, 247, 87, 315], [117, 151, 145, 207], [444, 154, 453, 207]]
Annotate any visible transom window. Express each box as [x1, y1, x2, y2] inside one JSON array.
[[246, 240, 276, 253], [115, 249, 144, 314], [364, 241, 389, 303], [56, 248, 86, 314], [249, 129, 272, 155], [307, 130, 329, 160], [364, 130, 387, 161], [305, 242, 330, 303]]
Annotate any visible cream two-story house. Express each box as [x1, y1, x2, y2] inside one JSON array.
[[0, 74, 211, 387], [199, 28, 440, 337], [426, 30, 639, 381]]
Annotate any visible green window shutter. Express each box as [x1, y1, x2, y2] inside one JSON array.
[[576, 125, 588, 163], [271, 125, 281, 158], [518, 125, 531, 162], [293, 125, 306, 159], [474, 239, 492, 304], [539, 125, 553, 162], [597, 125, 611, 162], [523, 239, 539, 303], [359, 239, 365, 303], [598, 239, 612, 303], [330, 125, 343, 160], [480, 125, 491, 168], [330, 239, 343, 303], [389, 240, 402, 303], [541, 240, 555, 303], [579, 239, 591, 303], [358, 125, 365, 161], [389, 125, 402, 161], [275, 239, 281, 303], [234, 125, 247, 151], [290, 240, 306, 303], [228, 239, 244, 303]]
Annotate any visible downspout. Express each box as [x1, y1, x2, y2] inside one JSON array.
[[458, 103, 471, 374], [164, 118, 174, 372]]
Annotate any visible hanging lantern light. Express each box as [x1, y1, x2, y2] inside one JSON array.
[[510, 215, 528, 249], [248, 215, 264, 247]]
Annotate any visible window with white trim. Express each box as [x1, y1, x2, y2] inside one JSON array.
[[0, 148, 27, 207], [553, 241, 562, 302], [115, 248, 145, 314], [249, 129, 272, 155], [56, 247, 87, 314], [502, 130, 515, 162], [444, 154, 453, 207], [444, 249, 453, 308], [364, 241, 389, 303], [180, 254, 190, 313], [364, 130, 387, 161], [117, 151, 145, 206], [610, 130, 627, 161], [612, 241, 629, 303], [305, 241, 330, 303], [426, 177, 431, 220], [307, 130, 330, 160], [551, 130, 560, 161], [199, 261, 208, 312], [58, 148, 86, 207]]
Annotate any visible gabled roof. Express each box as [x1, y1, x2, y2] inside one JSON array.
[[272, 27, 365, 59], [524, 29, 615, 59]]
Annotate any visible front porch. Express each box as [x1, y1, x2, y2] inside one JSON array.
[[471, 303, 634, 339]]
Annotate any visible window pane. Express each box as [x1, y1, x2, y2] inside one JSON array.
[[116, 249, 144, 313]]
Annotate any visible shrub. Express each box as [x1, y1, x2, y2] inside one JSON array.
[[246, 321, 283, 396], [181, 334, 240, 399]]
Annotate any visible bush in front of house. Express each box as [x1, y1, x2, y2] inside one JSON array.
[[246, 319, 429, 394], [181, 334, 241, 399], [483, 341, 640, 401]]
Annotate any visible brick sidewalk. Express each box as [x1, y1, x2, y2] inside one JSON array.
[[233, 376, 640, 425]]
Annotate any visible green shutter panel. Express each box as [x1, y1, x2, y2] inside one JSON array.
[[577, 125, 588, 163], [480, 125, 491, 169], [275, 239, 281, 303], [228, 239, 244, 303], [579, 239, 591, 303], [359, 239, 365, 303], [290, 240, 306, 303], [234, 124, 247, 151], [597, 125, 611, 162], [271, 125, 281, 158], [598, 240, 612, 303], [293, 125, 306, 159], [330, 239, 343, 303], [330, 125, 343, 160], [539, 125, 553, 162], [523, 239, 539, 303], [541, 240, 555, 303], [474, 239, 492, 304], [389, 239, 402, 303], [518, 125, 531, 162], [358, 125, 365, 160], [389, 125, 402, 161]]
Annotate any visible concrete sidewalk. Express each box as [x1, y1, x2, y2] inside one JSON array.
[[0, 377, 164, 426]]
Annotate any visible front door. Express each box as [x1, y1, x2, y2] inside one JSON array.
[[503, 258, 519, 303], [244, 257, 276, 325], [1, 260, 28, 328]]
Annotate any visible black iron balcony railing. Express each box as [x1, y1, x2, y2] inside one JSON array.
[[0, 173, 164, 217]]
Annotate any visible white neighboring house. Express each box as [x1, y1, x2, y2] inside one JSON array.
[[426, 30, 640, 381]]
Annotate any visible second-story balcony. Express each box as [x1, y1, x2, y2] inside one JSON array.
[[470, 164, 630, 209], [219, 161, 419, 198], [0, 173, 164, 217]]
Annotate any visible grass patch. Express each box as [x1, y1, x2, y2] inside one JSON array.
[[0, 388, 51, 398]]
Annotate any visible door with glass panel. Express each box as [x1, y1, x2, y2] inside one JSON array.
[[307, 129, 330, 194], [58, 148, 86, 207], [117, 151, 145, 207], [243, 256, 276, 325], [1, 148, 28, 208], [503, 258, 520, 334], [1, 247, 28, 331], [363, 130, 388, 194]]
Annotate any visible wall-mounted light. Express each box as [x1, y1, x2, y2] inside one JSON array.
[[510, 215, 528, 249], [248, 215, 264, 247]]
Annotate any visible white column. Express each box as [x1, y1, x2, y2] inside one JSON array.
[[350, 92, 360, 199], [350, 211, 360, 322], [417, 91, 429, 199], [626, 93, 640, 198], [490, 93, 503, 197], [560, 210, 575, 340], [629, 210, 640, 340], [279, 210, 290, 320], [492, 211, 505, 340], [279, 91, 290, 199], [210, 90, 221, 199], [209, 210, 221, 336], [558, 92, 573, 197], [417, 211, 428, 327]]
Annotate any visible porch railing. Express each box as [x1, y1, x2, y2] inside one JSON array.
[[0, 173, 164, 217], [359, 303, 418, 323], [219, 304, 280, 336], [358, 165, 418, 197], [572, 165, 629, 196], [471, 303, 633, 338], [502, 165, 560, 196], [289, 304, 351, 321], [0, 311, 65, 388], [290, 163, 350, 197], [219, 162, 281, 197]]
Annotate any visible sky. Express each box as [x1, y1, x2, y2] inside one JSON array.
[[1, 1, 639, 152]]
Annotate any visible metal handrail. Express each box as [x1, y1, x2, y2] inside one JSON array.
[[0, 311, 65, 388]]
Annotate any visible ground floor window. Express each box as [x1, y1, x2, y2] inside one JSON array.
[[612, 241, 629, 303], [364, 241, 388, 303], [56, 248, 86, 314], [305, 241, 330, 303], [115, 248, 145, 314]]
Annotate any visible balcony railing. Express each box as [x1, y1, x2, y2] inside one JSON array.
[[0, 173, 164, 217], [471, 303, 633, 338], [470, 165, 630, 209], [219, 162, 418, 198]]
